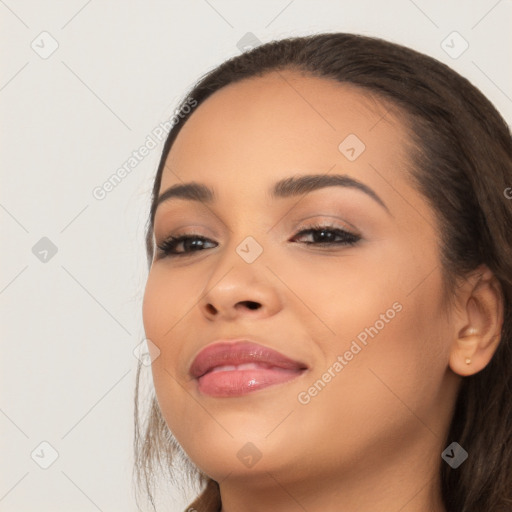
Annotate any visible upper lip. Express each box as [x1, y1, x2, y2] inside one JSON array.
[[189, 339, 309, 379]]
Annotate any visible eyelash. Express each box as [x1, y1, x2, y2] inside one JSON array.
[[156, 223, 361, 259]]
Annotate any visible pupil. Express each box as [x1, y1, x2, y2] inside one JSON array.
[[186, 239, 202, 251], [317, 230, 332, 242]]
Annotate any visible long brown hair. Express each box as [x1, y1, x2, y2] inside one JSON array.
[[134, 33, 512, 511]]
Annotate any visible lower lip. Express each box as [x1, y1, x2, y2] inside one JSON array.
[[196, 368, 305, 397]]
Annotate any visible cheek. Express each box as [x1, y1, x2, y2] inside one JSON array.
[[142, 267, 205, 412], [142, 267, 195, 342], [141, 290, 187, 439], [277, 250, 402, 345], [293, 303, 442, 460], [142, 270, 183, 385], [295, 249, 448, 408], [342, 273, 450, 420], [142, 272, 166, 346]]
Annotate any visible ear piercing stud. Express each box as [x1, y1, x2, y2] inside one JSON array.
[[465, 357, 472, 365]]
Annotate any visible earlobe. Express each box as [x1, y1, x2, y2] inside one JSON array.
[[448, 266, 504, 377]]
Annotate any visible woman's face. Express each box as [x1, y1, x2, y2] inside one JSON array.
[[142, 71, 461, 489]]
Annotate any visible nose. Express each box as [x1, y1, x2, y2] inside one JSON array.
[[199, 253, 282, 321]]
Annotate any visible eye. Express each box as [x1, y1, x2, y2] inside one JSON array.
[[156, 234, 217, 258], [290, 223, 361, 246]]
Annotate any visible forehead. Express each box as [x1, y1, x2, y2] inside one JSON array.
[[160, 70, 412, 200]]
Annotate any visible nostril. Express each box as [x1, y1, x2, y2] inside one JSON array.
[[241, 301, 260, 310]]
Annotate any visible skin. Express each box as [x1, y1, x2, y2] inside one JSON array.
[[142, 70, 504, 512]]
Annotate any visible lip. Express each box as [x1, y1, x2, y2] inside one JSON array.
[[189, 340, 308, 397]]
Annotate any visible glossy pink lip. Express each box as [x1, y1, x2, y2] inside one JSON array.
[[189, 340, 308, 397]]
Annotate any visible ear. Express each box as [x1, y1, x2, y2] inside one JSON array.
[[449, 264, 505, 376]]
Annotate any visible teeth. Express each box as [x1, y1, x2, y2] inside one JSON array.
[[210, 365, 237, 373], [209, 363, 268, 373]]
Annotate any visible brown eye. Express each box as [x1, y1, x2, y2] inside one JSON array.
[[292, 224, 361, 246], [156, 235, 217, 258]]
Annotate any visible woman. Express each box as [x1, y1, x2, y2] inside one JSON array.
[[134, 33, 512, 511]]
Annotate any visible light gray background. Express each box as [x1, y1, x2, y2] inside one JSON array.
[[1, 1, 511, 511]]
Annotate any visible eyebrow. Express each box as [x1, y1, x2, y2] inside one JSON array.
[[155, 173, 390, 214]]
